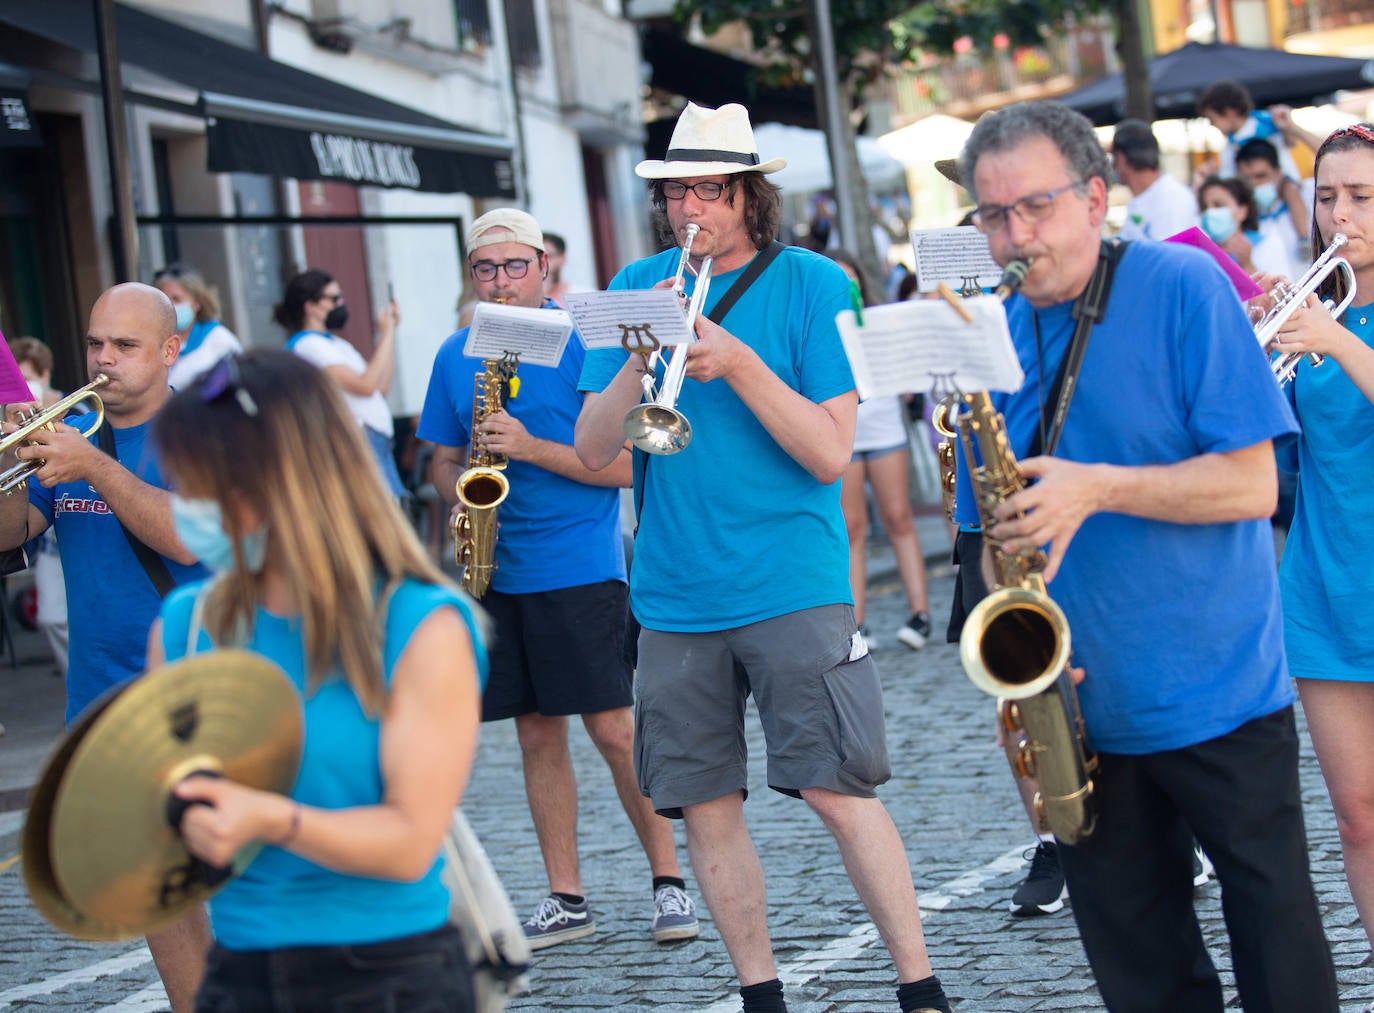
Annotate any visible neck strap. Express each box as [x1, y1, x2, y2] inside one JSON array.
[[1028, 239, 1127, 459]]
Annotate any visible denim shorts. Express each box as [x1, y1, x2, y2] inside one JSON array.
[[195, 923, 473, 1013], [634, 603, 891, 817], [364, 425, 407, 501], [849, 441, 906, 465]]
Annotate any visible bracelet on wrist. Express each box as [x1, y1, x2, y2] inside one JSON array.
[[277, 803, 302, 848]]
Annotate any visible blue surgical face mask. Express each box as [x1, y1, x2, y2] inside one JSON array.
[[1200, 206, 1238, 244], [173, 301, 196, 332], [171, 495, 267, 574], [1252, 181, 1278, 210]]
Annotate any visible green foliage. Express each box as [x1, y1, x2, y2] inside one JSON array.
[[896, 1, 1106, 52], [675, 0, 1110, 76], [676, 0, 921, 83]]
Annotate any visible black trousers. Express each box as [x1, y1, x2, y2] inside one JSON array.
[[1057, 707, 1337, 1013]]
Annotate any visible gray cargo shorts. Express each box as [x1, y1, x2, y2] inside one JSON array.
[[633, 603, 891, 818]]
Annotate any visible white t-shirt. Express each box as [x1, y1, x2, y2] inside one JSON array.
[[1249, 229, 1293, 279], [1118, 174, 1199, 242], [289, 331, 393, 436], [853, 395, 908, 453], [168, 323, 242, 389], [1257, 207, 1307, 280]]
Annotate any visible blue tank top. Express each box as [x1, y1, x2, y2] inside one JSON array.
[[159, 576, 488, 949]]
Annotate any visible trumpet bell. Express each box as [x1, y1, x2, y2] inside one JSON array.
[[624, 404, 692, 456], [0, 374, 110, 495]]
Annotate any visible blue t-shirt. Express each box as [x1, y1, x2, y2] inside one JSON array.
[[953, 242, 1298, 754], [578, 245, 855, 631], [159, 576, 488, 950], [1278, 304, 1374, 683], [29, 418, 208, 724], [416, 301, 625, 594]]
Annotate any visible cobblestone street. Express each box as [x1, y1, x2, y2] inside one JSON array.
[[1, 554, 1370, 1010]]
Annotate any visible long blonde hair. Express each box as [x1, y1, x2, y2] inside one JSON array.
[[154, 349, 460, 715]]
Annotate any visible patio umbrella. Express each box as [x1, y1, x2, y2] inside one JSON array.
[[1059, 41, 1374, 126], [753, 122, 907, 193]]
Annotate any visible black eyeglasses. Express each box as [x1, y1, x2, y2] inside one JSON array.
[[972, 180, 1088, 235], [153, 263, 189, 282], [661, 180, 729, 202], [200, 355, 258, 417], [315, 292, 343, 305], [471, 258, 534, 282]]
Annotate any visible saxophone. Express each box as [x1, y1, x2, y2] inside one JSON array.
[[956, 391, 1099, 844], [454, 352, 520, 598]]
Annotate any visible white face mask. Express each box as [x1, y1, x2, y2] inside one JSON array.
[[26, 380, 43, 403]]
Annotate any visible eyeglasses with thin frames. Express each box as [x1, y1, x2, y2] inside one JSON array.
[[972, 180, 1089, 235], [471, 258, 534, 282], [661, 180, 730, 202], [200, 354, 258, 417]]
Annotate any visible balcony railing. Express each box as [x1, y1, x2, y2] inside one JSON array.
[[1286, 0, 1371, 35], [891, 26, 1116, 124], [454, 0, 492, 49]]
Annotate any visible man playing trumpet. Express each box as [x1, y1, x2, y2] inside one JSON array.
[[0, 282, 210, 1009], [575, 102, 953, 1013]]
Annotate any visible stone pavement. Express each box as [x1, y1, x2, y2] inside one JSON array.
[[2, 527, 1372, 1010]]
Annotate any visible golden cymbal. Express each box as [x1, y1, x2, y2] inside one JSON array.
[[23, 687, 132, 940], [25, 649, 302, 940]]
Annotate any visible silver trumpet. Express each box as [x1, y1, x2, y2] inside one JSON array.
[[623, 223, 712, 455], [1253, 233, 1358, 385]]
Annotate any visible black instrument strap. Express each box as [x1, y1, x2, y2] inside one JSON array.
[[1027, 239, 1127, 459], [705, 240, 785, 325], [96, 421, 176, 598]]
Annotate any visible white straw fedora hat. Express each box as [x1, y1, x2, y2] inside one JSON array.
[[636, 102, 786, 179]]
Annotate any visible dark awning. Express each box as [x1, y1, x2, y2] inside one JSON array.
[[641, 28, 817, 130], [0, 1, 515, 196], [0, 63, 41, 149], [1060, 42, 1374, 126]]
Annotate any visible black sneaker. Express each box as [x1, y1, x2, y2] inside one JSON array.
[[522, 895, 595, 950], [1010, 841, 1067, 916], [896, 612, 932, 650]]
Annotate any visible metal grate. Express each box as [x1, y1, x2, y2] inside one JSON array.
[[454, 0, 492, 49]]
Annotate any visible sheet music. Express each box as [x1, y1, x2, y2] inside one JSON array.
[[563, 289, 695, 351], [463, 302, 572, 368], [836, 296, 1024, 400], [910, 226, 1004, 294]]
